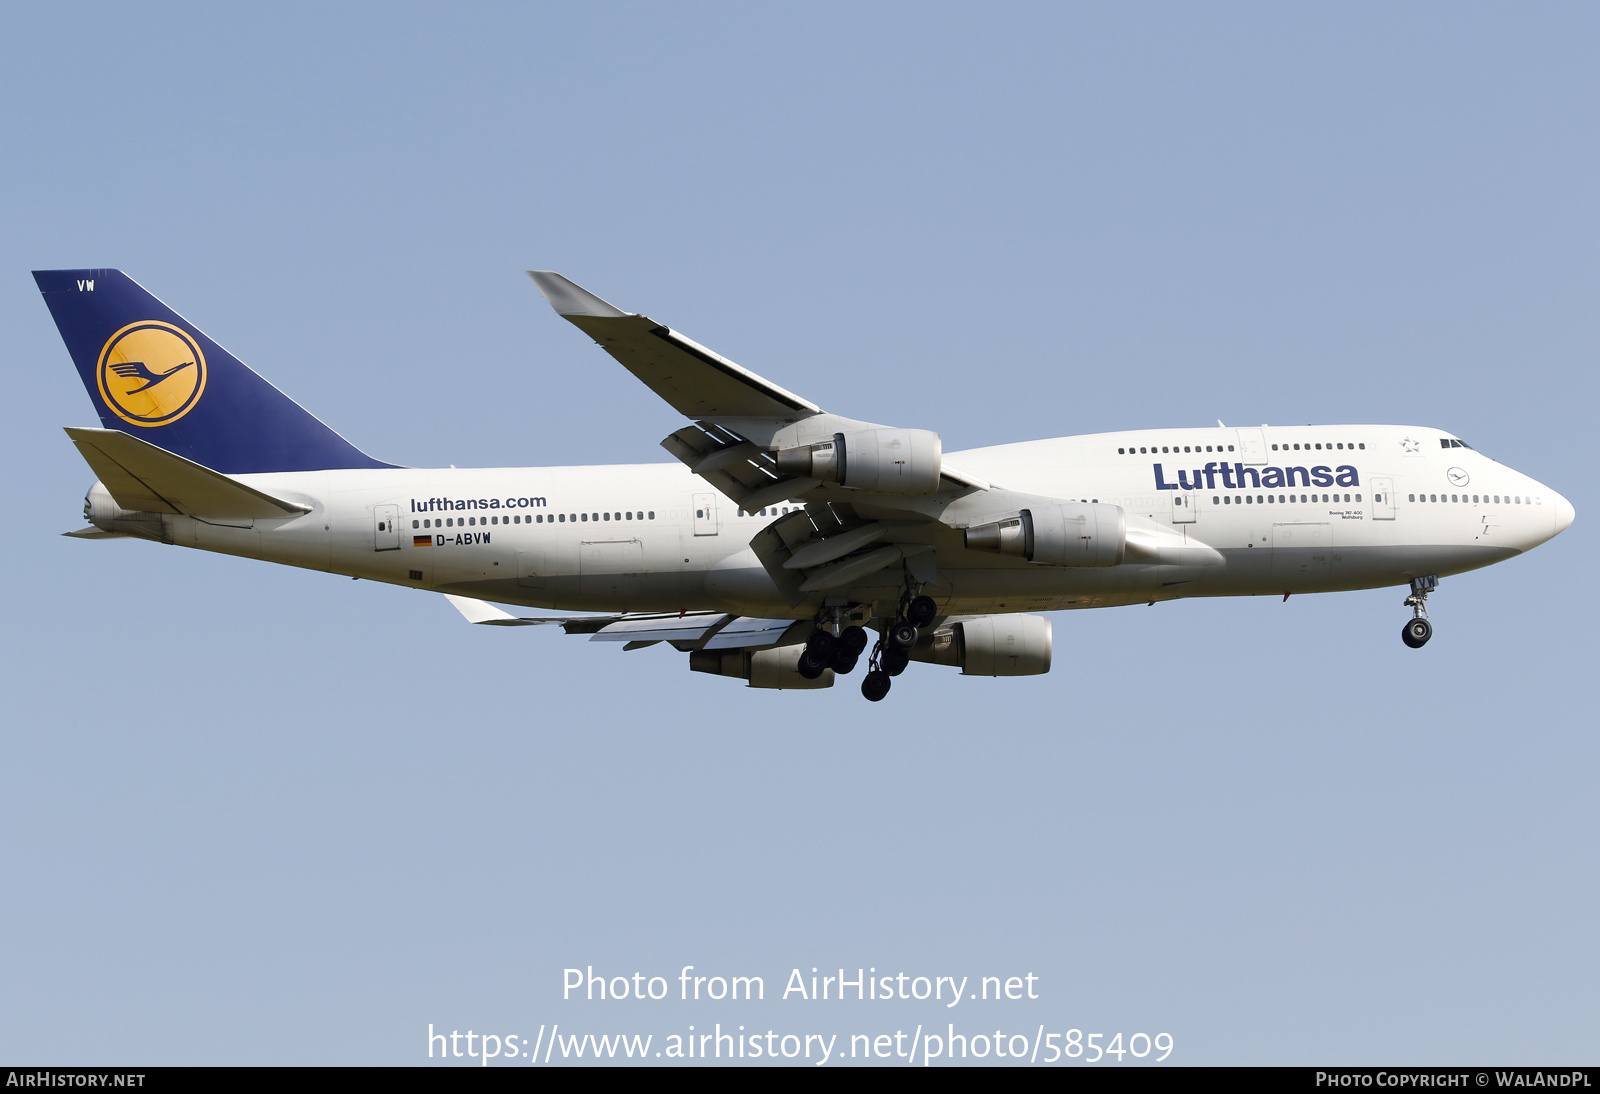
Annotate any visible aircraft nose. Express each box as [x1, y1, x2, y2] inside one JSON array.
[[1552, 490, 1575, 535]]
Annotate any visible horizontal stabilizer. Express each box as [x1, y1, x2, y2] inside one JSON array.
[[65, 427, 311, 519]]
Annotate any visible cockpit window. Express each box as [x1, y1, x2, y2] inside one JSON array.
[[1440, 438, 1474, 449]]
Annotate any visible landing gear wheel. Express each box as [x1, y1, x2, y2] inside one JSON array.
[[861, 670, 891, 702], [1400, 576, 1438, 649], [1401, 618, 1433, 648], [797, 652, 828, 679], [906, 595, 937, 628], [805, 630, 837, 658], [830, 650, 859, 675], [839, 626, 869, 655], [888, 621, 920, 651], [881, 646, 910, 677]]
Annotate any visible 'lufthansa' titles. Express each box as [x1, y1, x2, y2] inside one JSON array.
[[1153, 462, 1360, 491]]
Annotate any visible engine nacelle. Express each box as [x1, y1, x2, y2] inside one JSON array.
[[910, 614, 1053, 677], [688, 645, 834, 689], [964, 503, 1125, 567], [775, 428, 943, 494]]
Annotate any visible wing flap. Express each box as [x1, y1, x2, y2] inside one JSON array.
[[701, 617, 805, 649], [589, 615, 732, 643]]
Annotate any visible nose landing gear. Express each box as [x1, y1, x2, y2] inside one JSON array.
[[1401, 575, 1437, 648]]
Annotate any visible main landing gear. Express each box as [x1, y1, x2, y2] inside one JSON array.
[[798, 623, 870, 679], [1401, 575, 1437, 649], [860, 593, 938, 702]]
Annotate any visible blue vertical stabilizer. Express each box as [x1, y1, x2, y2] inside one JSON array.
[[34, 269, 392, 473]]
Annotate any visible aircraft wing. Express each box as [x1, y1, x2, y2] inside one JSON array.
[[526, 271, 990, 511], [444, 595, 804, 651], [526, 272, 819, 421]]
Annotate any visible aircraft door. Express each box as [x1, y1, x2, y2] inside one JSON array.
[[1172, 493, 1197, 523], [693, 492, 719, 536], [517, 549, 546, 589], [1234, 427, 1267, 465], [1370, 477, 1396, 520], [374, 504, 401, 551]]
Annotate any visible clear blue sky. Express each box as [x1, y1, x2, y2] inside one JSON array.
[[2, 1, 1594, 1065]]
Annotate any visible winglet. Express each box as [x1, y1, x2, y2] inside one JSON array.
[[526, 271, 631, 318]]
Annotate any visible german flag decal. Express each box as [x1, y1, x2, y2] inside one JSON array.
[[413, 535, 432, 547]]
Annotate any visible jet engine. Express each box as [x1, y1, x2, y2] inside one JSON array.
[[689, 644, 834, 689], [910, 614, 1053, 676], [964, 503, 1125, 567], [775, 428, 943, 494]]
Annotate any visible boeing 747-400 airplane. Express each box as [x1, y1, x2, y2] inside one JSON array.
[[38, 269, 1575, 701]]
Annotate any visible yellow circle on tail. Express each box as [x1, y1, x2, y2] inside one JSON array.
[[96, 321, 207, 427]]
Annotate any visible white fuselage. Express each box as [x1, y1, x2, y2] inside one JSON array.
[[108, 424, 1573, 620]]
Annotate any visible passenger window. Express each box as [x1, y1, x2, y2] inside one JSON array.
[[649, 511, 656, 519], [1409, 494, 1415, 502]]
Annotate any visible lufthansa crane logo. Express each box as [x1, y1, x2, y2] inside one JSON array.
[[1447, 467, 1471, 487], [96, 321, 207, 427]]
